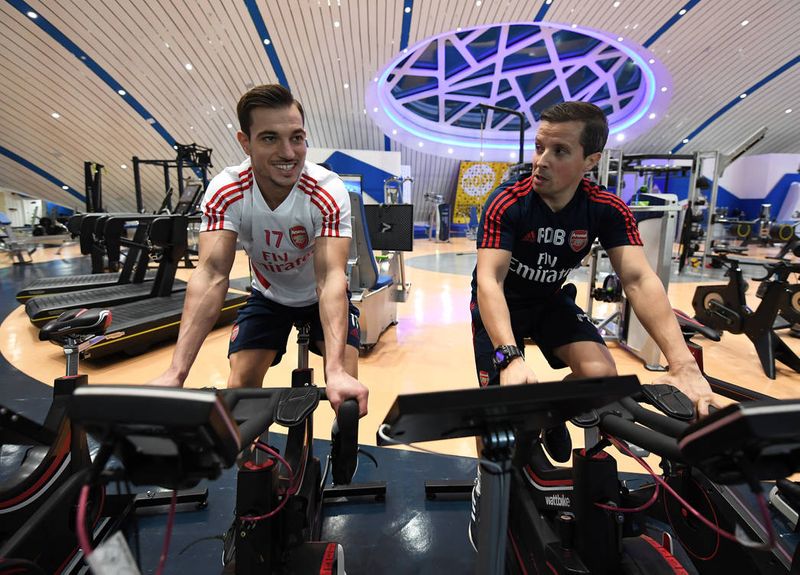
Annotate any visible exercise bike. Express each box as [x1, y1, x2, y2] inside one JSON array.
[[0, 309, 110, 574], [0, 309, 207, 574], [692, 254, 800, 379], [379, 376, 800, 575], [63, 321, 385, 574]]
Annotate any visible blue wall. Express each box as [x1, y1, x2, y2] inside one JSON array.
[[322, 151, 396, 204], [613, 171, 800, 221]]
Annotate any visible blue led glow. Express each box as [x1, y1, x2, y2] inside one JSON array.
[[367, 21, 671, 160]]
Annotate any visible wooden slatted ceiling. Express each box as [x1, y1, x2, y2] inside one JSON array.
[[34, 0, 271, 165], [0, 0, 798, 218], [625, 1, 800, 153], [0, 4, 166, 212]]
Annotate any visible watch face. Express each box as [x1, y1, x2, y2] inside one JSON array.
[[494, 349, 507, 363]]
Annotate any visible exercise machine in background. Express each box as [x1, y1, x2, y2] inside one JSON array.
[[586, 193, 680, 370], [692, 255, 800, 379], [348, 188, 413, 351], [424, 192, 451, 243], [132, 143, 212, 214]]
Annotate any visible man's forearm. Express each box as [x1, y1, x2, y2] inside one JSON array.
[[477, 281, 516, 348], [168, 270, 229, 381], [625, 274, 696, 367], [317, 275, 349, 375]]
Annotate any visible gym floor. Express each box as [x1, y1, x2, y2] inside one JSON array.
[[1, 238, 799, 573]]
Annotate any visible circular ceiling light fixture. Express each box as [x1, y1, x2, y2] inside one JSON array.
[[366, 21, 671, 161]]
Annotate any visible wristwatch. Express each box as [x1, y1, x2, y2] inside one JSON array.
[[492, 345, 524, 370]]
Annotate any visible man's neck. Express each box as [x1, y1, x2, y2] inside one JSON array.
[[538, 180, 582, 212], [255, 175, 294, 210]]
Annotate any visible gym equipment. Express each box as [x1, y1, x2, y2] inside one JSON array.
[[423, 192, 451, 242], [383, 175, 413, 205], [586, 193, 680, 370], [771, 223, 800, 260], [692, 255, 800, 378], [66, 215, 247, 360], [132, 143, 212, 213], [712, 204, 778, 251], [14, 214, 157, 303], [0, 211, 36, 264], [24, 215, 189, 327], [66, 323, 385, 574], [380, 375, 641, 574], [348, 191, 400, 350], [596, 151, 715, 273], [666, 315, 800, 574], [84, 161, 104, 213], [0, 309, 207, 573], [592, 272, 622, 303], [380, 376, 800, 574], [32, 215, 68, 237], [777, 182, 800, 223]]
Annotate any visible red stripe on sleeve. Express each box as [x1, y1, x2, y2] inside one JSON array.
[[586, 188, 642, 245], [309, 194, 332, 235], [299, 180, 338, 237], [313, 185, 341, 237], [205, 188, 243, 231]]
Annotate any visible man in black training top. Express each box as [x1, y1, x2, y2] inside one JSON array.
[[468, 101, 713, 549]]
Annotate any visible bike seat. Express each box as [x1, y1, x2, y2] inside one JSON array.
[[641, 384, 694, 421], [39, 309, 111, 342], [275, 387, 320, 427]]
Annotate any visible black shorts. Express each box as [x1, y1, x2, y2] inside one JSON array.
[[228, 290, 361, 366], [471, 284, 605, 387]]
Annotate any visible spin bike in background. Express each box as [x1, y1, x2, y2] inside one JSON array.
[[692, 254, 800, 379]]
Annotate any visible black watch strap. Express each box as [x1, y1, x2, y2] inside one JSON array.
[[492, 345, 524, 371]]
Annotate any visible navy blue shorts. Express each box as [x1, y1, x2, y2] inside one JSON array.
[[471, 284, 605, 387], [228, 290, 361, 366]]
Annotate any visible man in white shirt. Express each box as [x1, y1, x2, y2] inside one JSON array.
[[151, 84, 368, 416]]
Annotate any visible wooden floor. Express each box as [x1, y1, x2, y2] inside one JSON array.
[[2, 238, 799, 473]]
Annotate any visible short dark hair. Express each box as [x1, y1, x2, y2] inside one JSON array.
[[237, 84, 305, 136], [539, 102, 608, 157]]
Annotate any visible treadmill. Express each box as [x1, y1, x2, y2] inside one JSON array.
[[78, 217, 248, 360], [15, 213, 158, 303], [25, 215, 190, 327], [81, 288, 247, 360]]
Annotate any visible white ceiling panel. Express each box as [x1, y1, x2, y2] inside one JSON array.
[[0, 0, 797, 218]]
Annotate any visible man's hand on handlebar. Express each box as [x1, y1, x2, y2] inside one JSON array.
[[499, 357, 538, 386], [652, 362, 714, 418], [325, 370, 368, 417], [148, 368, 185, 388]]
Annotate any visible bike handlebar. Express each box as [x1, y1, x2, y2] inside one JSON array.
[[597, 410, 684, 462]]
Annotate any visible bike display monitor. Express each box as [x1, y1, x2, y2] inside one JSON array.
[[678, 399, 800, 484], [69, 385, 241, 489], [378, 375, 640, 445]]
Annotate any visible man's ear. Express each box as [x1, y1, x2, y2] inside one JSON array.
[[236, 131, 251, 155], [584, 151, 602, 172]]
